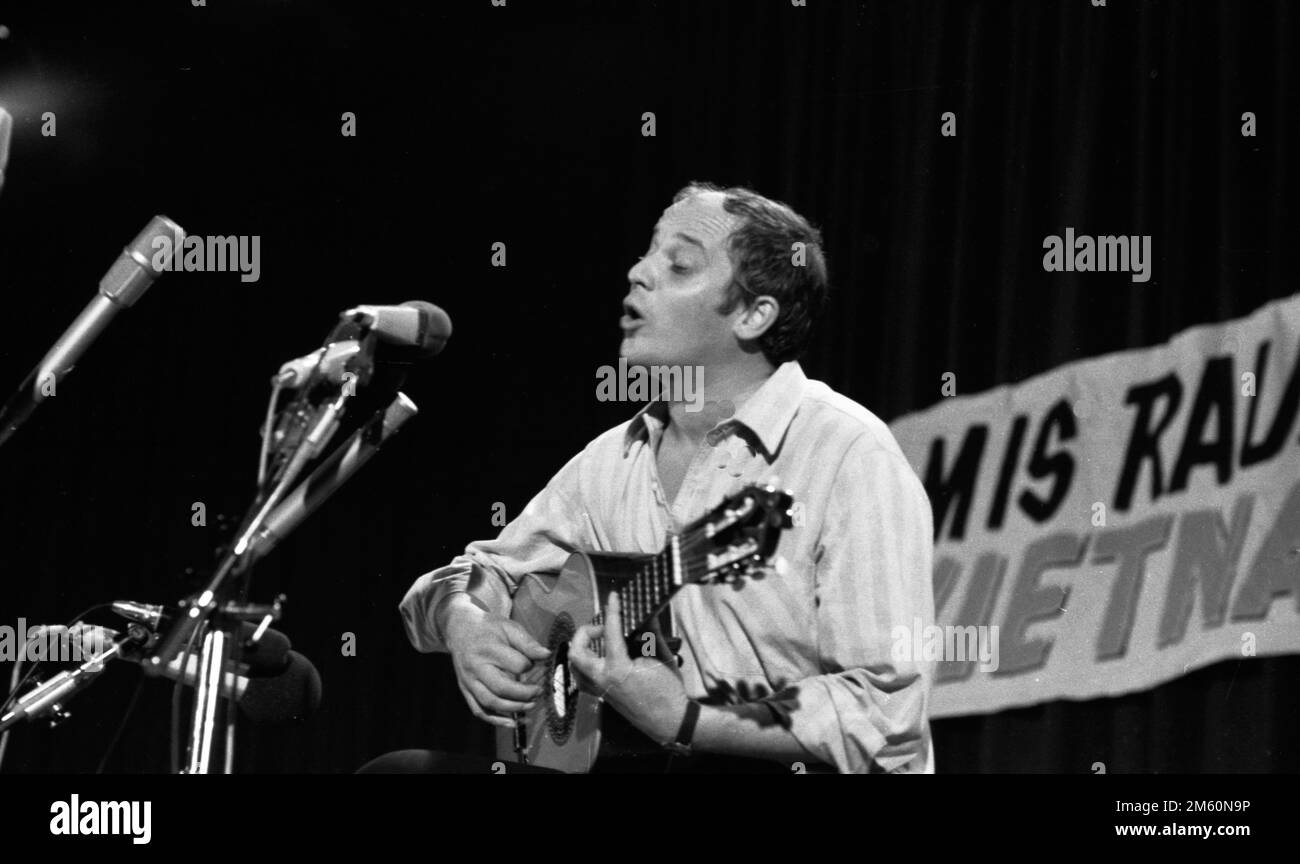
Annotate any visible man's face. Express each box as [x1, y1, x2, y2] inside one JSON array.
[[621, 191, 743, 368]]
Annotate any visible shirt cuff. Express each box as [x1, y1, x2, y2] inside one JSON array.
[[766, 671, 932, 773], [399, 558, 513, 653]]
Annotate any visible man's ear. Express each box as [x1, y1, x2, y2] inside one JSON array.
[[733, 296, 780, 341]]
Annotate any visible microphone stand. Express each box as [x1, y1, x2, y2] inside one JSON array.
[[147, 336, 419, 773], [147, 350, 373, 677], [247, 393, 419, 562], [150, 395, 351, 773]]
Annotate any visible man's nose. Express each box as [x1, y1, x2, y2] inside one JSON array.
[[626, 255, 652, 290]]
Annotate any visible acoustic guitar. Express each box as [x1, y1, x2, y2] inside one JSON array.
[[494, 483, 794, 772]]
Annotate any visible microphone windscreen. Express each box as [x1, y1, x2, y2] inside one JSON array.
[[238, 650, 322, 725], [99, 215, 185, 306], [237, 624, 292, 676], [400, 300, 452, 357]]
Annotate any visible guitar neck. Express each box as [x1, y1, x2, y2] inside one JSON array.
[[587, 539, 681, 639], [585, 484, 791, 641]]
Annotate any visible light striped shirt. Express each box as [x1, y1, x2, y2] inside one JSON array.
[[400, 361, 936, 773]]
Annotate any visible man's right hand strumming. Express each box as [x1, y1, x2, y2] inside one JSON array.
[[438, 594, 551, 728]]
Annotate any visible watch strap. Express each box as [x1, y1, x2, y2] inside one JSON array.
[[664, 700, 700, 755]]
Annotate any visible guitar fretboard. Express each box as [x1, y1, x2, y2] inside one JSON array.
[[592, 487, 779, 640], [587, 543, 680, 640], [620, 541, 677, 639]]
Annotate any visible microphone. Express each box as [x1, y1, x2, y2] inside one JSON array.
[[275, 347, 325, 388], [19, 623, 116, 663], [274, 340, 363, 389], [0, 628, 137, 733], [267, 301, 448, 466], [270, 301, 444, 475], [341, 301, 452, 358], [0, 215, 185, 449], [0, 106, 12, 195], [265, 320, 372, 483], [111, 601, 291, 673], [109, 600, 171, 630]]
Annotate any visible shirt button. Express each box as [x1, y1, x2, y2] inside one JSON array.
[[714, 438, 751, 476]]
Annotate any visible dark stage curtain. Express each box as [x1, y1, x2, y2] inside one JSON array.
[[0, 1, 1294, 773]]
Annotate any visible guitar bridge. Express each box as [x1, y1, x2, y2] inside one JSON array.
[[513, 718, 528, 764]]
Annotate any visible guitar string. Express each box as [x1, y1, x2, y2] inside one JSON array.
[[620, 519, 730, 636]]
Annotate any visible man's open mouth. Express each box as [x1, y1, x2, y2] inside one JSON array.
[[620, 303, 645, 329]]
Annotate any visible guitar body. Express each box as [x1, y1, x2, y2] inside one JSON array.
[[495, 551, 606, 773]]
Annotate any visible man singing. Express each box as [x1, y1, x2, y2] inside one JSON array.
[[395, 182, 935, 773]]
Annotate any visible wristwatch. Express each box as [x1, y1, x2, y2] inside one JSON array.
[[663, 700, 700, 756]]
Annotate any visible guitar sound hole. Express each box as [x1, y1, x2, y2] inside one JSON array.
[[551, 642, 572, 718], [545, 614, 580, 745]]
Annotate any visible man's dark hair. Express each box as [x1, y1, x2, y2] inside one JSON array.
[[673, 181, 829, 365]]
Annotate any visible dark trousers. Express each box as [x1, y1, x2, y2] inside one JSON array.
[[356, 748, 801, 774]]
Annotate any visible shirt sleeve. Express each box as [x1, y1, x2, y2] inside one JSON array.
[[399, 448, 592, 653], [765, 436, 936, 773]]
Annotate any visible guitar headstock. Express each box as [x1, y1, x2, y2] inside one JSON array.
[[678, 483, 795, 586]]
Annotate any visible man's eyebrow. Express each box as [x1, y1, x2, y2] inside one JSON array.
[[672, 232, 706, 252], [646, 227, 707, 253]]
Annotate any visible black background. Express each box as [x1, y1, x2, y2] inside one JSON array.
[[0, 0, 1295, 773]]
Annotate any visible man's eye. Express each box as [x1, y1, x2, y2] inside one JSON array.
[[670, 263, 691, 274]]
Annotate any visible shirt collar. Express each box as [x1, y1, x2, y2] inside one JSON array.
[[623, 361, 807, 460]]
